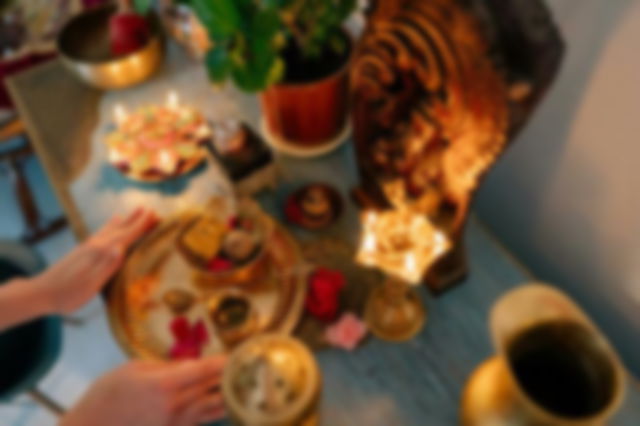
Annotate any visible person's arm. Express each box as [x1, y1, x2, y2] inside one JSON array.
[[60, 357, 226, 426], [0, 208, 157, 331], [0, 277, 52, 330]]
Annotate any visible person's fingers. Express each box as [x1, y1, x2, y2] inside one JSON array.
[[120, 207, 145, 227], [101, 213, 125, 231], [106, 209, 158, 249], [172, 393, 225, 426], [173, 374, 222, 414], [155, 357, 226, 392], [120, 209, 158, 244], [91, 244, 125, 283], [91, 209, 141, 244], [196, 402, 226, 425]]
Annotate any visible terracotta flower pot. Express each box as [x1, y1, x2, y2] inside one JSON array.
[[260, 39, 351, 146]]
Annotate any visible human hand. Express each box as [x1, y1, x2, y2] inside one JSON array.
[[61, 357, 226, 426], [33, 208, 158, 315]]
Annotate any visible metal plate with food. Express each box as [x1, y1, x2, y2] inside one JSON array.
[[107, 199, 307, 360], [105, 94, 210, 183]]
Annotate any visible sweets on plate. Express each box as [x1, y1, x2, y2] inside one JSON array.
[[180, 211, 266, 272], [162, 289, 195, 315], [106, 104, 210, 181], [180, 216, 226, 263], [126, 275, 159, 318], [209, 293, 256, 348]]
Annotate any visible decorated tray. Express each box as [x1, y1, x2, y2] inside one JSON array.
[[107, 206, 307, 360], [105, 100, 210, 183]]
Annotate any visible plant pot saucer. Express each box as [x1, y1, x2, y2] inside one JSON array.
[[260, 118, 351, 158]]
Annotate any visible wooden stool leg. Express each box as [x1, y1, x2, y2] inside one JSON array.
[[28, 387, 66, 416], [2, 148, 67, 244]]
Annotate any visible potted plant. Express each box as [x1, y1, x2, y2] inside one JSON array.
[[187, 0, 356, 147]]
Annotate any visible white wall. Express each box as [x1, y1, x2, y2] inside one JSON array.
[[475, 0, 640, 376]]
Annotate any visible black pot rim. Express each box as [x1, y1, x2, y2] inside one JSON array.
[[272, 28, 354, 89]]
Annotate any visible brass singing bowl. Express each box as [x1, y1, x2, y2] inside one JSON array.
[[57, 5, 164, 90]]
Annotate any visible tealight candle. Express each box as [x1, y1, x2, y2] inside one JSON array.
[[167, 90, 179, 110], [113, 103, 128, 125]]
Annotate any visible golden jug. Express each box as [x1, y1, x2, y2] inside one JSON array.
[[461, 284, 626, 425]]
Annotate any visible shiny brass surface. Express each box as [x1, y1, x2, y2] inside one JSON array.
[[222, 334, 321, 426], [106, 210, 307, 360], [461, 285, 626, 426], [363, 278, 426, 342], [57, 5, 164, 90]]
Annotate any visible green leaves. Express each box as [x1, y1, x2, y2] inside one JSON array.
[[187, 0, 354, 91], [205, 44, 231, 83], [132, 0, 155, 15], [285, 0, 356, 59], [191, 0, 243, 41], [229, 9, 285, 91]]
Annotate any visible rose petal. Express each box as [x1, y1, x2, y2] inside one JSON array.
[[192, 320, 209, 345], [305, 267, 345, 323], [325, 313, 368, 351], [310, 268, 346, 293], [170, 341, 201, 360], [170, 316, 190, 340], [207, 257, 233, 272], [227, 216, 239, 229]]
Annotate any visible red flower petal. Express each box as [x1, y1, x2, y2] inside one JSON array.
[[207, 257, 233, 272], [192, 320, 208, 345], [227, 216, 239, 229], [170, 316, 190, 340], [305, 267, 345, 323], [169, 342, 201, 360]]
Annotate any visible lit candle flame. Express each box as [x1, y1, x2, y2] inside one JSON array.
[[113, 103, 128, 125], [356, 207, 452, 284], [167, 91, 179, 109], [404, 252, 416, 275], [366, 211, 378, 226], [362, 234, 376, 253], [158, 150, 175, 173]]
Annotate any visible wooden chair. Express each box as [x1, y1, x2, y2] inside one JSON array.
[[0, 115, 67, 244]]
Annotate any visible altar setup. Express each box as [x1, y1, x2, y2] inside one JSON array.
[[6, 0, 640, 425]]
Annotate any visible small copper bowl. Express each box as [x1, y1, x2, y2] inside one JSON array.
[[57, 5, 164, 89]]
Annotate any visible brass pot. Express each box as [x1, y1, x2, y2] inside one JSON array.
[[222, 334, 321, 426], [461, 284, 626, 426], [57, 5, 164, 90]]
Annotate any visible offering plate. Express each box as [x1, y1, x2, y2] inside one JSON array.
[[107, 209, 307, 359]]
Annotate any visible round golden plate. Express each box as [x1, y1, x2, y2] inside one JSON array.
[[106, 211, 307, 360]]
